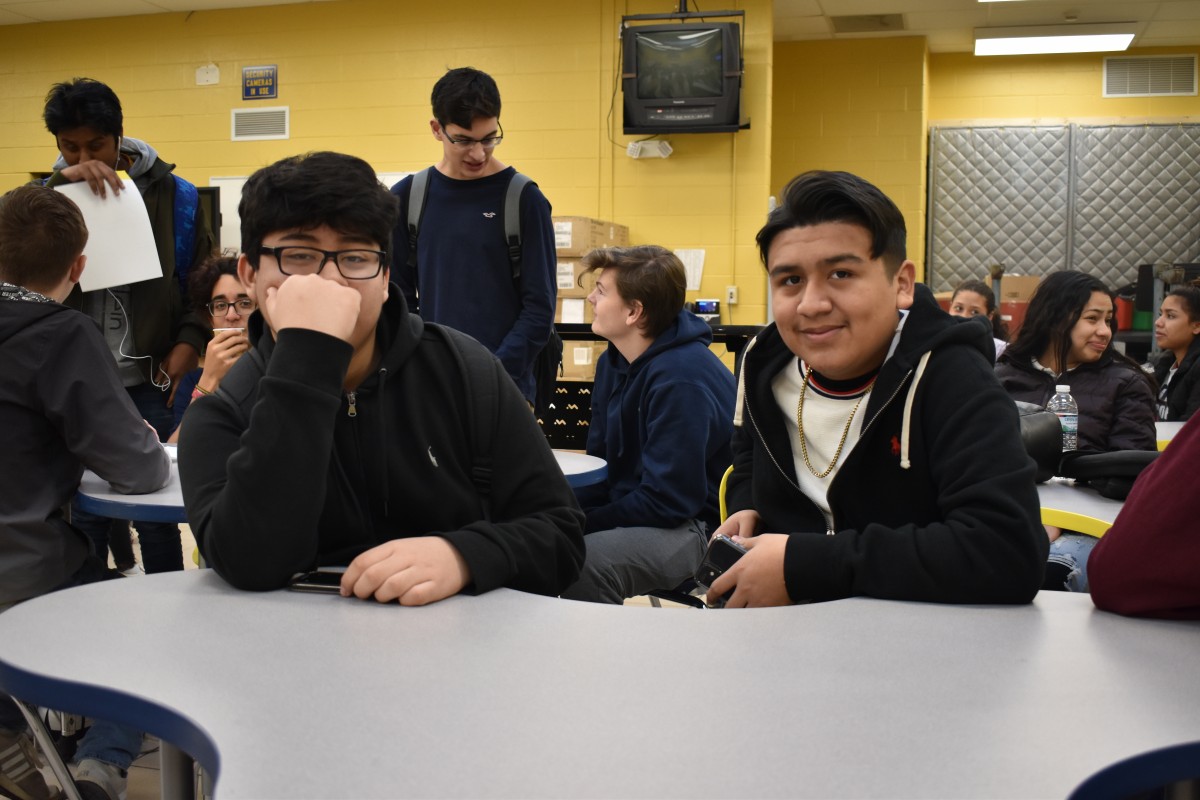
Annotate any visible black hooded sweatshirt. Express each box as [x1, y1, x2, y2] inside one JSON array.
[[179, 290, 585, 595], [727, 284, 1047, 605]]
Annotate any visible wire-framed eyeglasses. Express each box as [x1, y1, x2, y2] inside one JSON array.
[[258, 246, 387, 280], [442, 121, 504, 150]]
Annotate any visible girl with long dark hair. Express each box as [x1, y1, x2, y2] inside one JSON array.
[[996, 270, 1155, 453], [995, 270, 1156, 593], [1152, 283, 1200, 421]]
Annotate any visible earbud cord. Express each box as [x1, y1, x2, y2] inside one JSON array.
[[107, 139, 168, 393], [106, 288, 171, 392]]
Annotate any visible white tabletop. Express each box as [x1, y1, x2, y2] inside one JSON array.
[[551, 450, 607, 487], [1037, 479, 1125, 537], [75, 448, 607, 522], [1, 571, 1198, 799], [75, 452, 186, 524]]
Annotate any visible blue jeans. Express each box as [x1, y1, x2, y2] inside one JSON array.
[[1047, 532, 1098, 593], [0, 558, 142, 770], [71, 383, 183, 574]]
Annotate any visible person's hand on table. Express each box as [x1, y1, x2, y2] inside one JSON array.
[[196, 328, 250, 393], [59, 160, 124, 198], [161, 342, 200, 407], [707, 531, 792, 608], [265, 274, 361, 343], [341, 537, 471, 606]]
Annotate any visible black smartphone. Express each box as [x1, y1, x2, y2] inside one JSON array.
[[288, 570, 345, 594], [694, 534, 747, 597]]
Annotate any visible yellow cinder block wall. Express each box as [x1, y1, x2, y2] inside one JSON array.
[[0, 0, 773, 326], [771, 37, 929, 281], [929, 47, 1200, 122]]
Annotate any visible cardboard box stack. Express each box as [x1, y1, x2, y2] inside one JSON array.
[[553, 216, 629, 324], [999, 274, 1043, 338], [560, 341, 609, 381]]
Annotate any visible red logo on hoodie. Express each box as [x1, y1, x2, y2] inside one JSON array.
[[890, 435, 901, 457]]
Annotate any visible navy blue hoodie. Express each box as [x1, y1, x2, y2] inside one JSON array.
[[575, 309, 735, 533]]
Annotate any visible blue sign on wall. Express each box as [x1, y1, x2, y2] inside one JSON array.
[[242, 65, 278, 100]]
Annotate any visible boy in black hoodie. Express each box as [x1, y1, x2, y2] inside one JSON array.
[[179, 152, 584, 604], [708, 171, 1046, 608]]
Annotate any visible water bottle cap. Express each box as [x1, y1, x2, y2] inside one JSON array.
[[1055, 385, 1071, 393]]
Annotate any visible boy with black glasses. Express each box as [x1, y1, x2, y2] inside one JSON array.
[[389, 67, 556, 409], [179, 151, 584, 604]]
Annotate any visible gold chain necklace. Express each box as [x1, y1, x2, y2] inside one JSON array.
[[796, 367, 873, 479]]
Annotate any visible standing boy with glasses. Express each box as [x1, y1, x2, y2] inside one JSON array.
[[389, 67, 556, 407], [178, 151, 585, 603], [707, 171, 1046, 608]]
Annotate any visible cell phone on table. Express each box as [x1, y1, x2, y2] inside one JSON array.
[[694, 534, 747, 607], [288, 570, 345, 594]]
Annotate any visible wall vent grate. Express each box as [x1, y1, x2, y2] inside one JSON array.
[[231, 107, 290, 141], [1104, 55, 1197, 98]]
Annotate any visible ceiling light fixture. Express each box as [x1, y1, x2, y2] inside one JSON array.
[[974, 23, 1136, 56]]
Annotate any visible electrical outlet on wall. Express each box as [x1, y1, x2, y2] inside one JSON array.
[[726, 285, 738, 305]]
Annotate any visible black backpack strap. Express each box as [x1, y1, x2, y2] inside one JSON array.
[[211, 347, 267, 428], [429, 324, 500, 517], [405, 167, 433, 271], [503, 172, 533, 282]]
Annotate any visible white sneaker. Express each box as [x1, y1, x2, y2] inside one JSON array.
[[118, 564, 144, 577], [0, 728, 61, 800], [69, 758, 126, 800]]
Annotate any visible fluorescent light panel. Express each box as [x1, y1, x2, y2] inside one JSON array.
[[975, 23, 1136, 56]]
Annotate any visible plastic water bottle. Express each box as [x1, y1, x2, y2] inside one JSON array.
[[1047, 385, 1079, 452]]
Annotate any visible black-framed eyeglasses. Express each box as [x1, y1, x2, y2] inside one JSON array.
[[258, 246, 387, 280], [442, 121, 504, 150], [207, 297, 256, 316]]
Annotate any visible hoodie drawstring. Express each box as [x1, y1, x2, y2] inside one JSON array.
[[732, 334, 760, 428], [899, 351, 931, 470]]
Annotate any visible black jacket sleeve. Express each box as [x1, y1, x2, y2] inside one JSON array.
[[179, 329, 350, 590]]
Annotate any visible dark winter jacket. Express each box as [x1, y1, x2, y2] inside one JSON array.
[[46, 148, 215, 380], [178, 290, 585, 595], [0, 285, 168, 605], [1153, 336, 1200, 421], [575, 309, 735, 533], [995, 350, 1156, 452], [727, 284, 1047, 605]]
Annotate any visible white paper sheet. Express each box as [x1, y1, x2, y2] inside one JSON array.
[[54, 177, 161, 292], [675, 248, 706, 291]]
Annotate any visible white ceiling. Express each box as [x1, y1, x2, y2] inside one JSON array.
[[776, 0, 1200, 52], [0, 0, 1198, 52]]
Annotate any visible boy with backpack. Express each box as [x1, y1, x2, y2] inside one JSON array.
[[178, 151, 585, 603], [389, 67, 558, 412], [39, 77, 216, 575]]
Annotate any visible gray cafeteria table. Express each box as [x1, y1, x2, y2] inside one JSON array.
[[1, 571, 1198, 799]]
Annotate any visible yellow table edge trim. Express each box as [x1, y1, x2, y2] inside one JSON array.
[[1040, 508, 1110, 538]]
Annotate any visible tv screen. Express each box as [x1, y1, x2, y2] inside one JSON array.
[[622, 22, 742, 134], [636, 28, 724, 99]]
